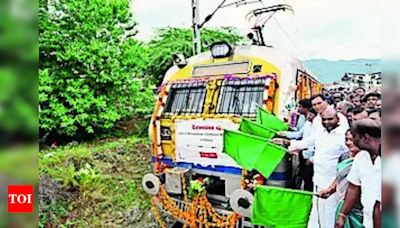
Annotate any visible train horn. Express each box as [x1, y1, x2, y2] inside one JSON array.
[[229, 189, 254, 217], [142, 173, 161, 195]]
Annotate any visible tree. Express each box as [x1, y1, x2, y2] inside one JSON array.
[[39, 0, 149, 139], [146, 27, 244, 85]]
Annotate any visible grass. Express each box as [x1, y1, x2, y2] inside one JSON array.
[[39, 135, 154, 227]]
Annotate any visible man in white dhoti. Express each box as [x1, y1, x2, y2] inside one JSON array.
[[278, 107, 349, 228]]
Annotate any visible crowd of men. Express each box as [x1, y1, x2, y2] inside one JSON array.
[[272, 87, 382, 228]]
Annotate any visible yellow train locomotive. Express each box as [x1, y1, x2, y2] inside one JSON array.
[[142, 42, 322, 227]]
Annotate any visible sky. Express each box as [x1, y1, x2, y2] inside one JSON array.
[[132, 0, 398, 61]]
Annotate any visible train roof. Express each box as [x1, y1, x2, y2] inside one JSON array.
[[163, 45, 320, 83]]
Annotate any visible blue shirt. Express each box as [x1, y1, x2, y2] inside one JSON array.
[[285, 120, 314, 159]]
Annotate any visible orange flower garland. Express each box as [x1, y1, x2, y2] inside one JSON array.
[[152, 186, 240, 227], [241, 169, 247, 189]]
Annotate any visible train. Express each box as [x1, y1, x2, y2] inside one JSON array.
[[142, 41, 323, 228]]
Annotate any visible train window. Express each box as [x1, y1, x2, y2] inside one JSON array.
[[163, 82, 206, 115], [217, 78, 266, 116]]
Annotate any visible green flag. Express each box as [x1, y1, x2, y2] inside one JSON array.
[[256, 108, 288, 131], [252, 185, 313, 228], [239, 118, 277, 139], [223, 130, 286, 178]]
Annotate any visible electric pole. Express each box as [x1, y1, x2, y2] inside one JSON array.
[[192, 0, 201, 55]]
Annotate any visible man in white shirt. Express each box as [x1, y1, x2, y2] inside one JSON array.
[[336, 119, 381, 228], [277, 107, 317, 191], [310, 94, 349, 134], [275, 107, 349, 228]]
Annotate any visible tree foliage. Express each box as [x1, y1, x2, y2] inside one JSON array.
[[39, 0, 150, 138], [39, 0, 244, 140], [146, 27, 244, 85]]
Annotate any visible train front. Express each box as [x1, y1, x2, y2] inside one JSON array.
[[142, 42, 298, 228]]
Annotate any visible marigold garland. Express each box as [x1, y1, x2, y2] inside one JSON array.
[[181, 173, 190, 209], [152, 186, 239, 228], [241, 169, 247, 189]]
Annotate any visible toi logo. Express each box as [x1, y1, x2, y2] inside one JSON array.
[[8, 185, 34, 213]]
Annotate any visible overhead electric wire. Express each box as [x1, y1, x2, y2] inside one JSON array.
[[268, 15, 317, 73], [273, 16, 298, 51], [200, 0, 263, 28]]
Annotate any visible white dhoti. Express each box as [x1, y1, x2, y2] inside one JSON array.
[[307, 186, 339, 228]]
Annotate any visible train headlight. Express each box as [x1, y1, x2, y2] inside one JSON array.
[[210, 42, 233, 58], [172, 54, 187, 68]]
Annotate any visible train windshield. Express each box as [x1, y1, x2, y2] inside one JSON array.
[[163, 81, 206, 115], [217, 78, 266, 116]]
